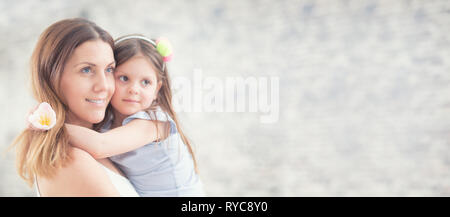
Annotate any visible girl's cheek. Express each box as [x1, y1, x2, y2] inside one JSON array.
[[113, 82, 122, 92], [113, 86, 124, 97]]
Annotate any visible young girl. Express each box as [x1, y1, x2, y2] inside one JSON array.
[[64, 34, 205, 197]]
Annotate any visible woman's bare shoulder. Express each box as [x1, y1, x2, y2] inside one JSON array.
[[37, 147, 119, 196], [68, 146, 97, 163]]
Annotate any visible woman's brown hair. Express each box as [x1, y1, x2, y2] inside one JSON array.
[[10, 18, 114, 186]]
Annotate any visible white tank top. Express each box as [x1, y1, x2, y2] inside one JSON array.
[[35, 164, 139, 197]]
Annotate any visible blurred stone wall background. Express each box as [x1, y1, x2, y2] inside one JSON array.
[[1, 0, 449, 196]]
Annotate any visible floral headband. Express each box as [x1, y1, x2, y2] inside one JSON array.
[[115, 35, 173, 71]]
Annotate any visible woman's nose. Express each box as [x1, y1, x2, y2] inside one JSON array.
[[93, 72, 110, 93]]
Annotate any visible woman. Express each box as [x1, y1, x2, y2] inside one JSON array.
[[11, 18, 138, 196]]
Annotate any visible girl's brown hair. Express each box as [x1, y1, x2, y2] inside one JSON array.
[[98, 34, 199, 173], [10, 18, 114, 186]]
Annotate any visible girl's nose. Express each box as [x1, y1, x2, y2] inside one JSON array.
[[128, 83, 139, 95]]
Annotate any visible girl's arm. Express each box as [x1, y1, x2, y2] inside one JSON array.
[[65, 120, 168, 159]]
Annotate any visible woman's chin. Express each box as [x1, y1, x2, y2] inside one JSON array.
[[87, 112, 106, 124]]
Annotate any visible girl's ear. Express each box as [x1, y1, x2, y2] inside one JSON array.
[[154, 81, 163, 98]]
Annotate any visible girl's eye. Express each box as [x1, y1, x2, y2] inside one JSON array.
[[142, 80, 151, 86], [119, 75, 128, 82], [81, 67, 92, 74], [106, 66, 115, 73]]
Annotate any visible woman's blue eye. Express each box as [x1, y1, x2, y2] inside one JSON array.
[[81, 67, 92, 74], [142, 80, 151, 86], [106, 67, 115, 73], [119, 75, 128, 82]]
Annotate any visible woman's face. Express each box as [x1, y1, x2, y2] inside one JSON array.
[[60, 39, 115, 128]]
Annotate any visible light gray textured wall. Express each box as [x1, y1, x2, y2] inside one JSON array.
[[0, 0, 449, 196]]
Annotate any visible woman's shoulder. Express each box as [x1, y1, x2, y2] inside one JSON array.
[[37, 147, 119, 196], [63, 147, 106, 172], [68, 146, 94, 161]]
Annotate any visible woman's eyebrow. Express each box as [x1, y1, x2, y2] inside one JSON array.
[[74, 62, 96, 67], [74, 61, 116, 68]]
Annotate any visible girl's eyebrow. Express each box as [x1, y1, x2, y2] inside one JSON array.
[[142, 75, 154, 81]]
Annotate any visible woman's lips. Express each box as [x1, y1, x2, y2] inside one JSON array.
[[85, 98, 106, 106]]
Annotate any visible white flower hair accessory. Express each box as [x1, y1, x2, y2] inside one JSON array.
[[28, 102, 56, 130]]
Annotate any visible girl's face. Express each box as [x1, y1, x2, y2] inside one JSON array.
[[111, 55, 162, 116], [60, 39, 116, 128]]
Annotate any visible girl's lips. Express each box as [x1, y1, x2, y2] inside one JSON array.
[[123, 99, 139, 103]]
